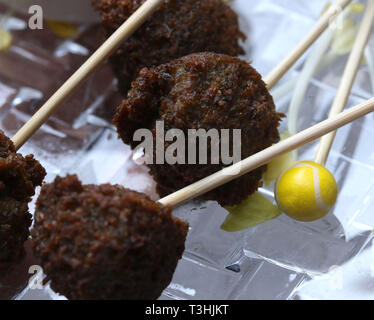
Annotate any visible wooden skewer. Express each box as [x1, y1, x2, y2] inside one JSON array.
[[11, 0, 350, 150], [158, 98, 374, 207], [264, 0, 352, 89], [314, 0, 374, 165], [11, 0, 163, 151]]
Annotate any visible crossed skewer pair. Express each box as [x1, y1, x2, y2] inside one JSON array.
[[10, 0, 374, 221]]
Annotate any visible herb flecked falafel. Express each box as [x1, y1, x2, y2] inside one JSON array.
[[0, 131, 46, 264], [92, 0, 246, 95], [114, 52, 283, 207], [32, 175, 188, 300]]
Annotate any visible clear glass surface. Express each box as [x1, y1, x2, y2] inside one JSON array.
[[0, 0, 373, 300]]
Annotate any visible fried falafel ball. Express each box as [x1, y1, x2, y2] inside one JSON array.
[[0, 131, 46, 264], [92, 0, 246, 95], [31, 175, 188, 300], [114, 52, 283, 207]]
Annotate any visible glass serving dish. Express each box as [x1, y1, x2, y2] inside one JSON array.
[[0, 0, 374, 300]]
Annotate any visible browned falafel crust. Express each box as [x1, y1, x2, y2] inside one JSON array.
[[114, 52, 282, 207], [31, 175, 188, 300], [0, 131, 46, 264], [92, 0, 246, 95]]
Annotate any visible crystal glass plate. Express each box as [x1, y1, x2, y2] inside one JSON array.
[[0, 0, 373, 300]]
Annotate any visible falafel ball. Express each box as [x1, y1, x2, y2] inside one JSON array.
[[114, 52, 283, 207], [31, 175, 188, 300], [0, 131, 46, 264], [92, 0, 246, 95]]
